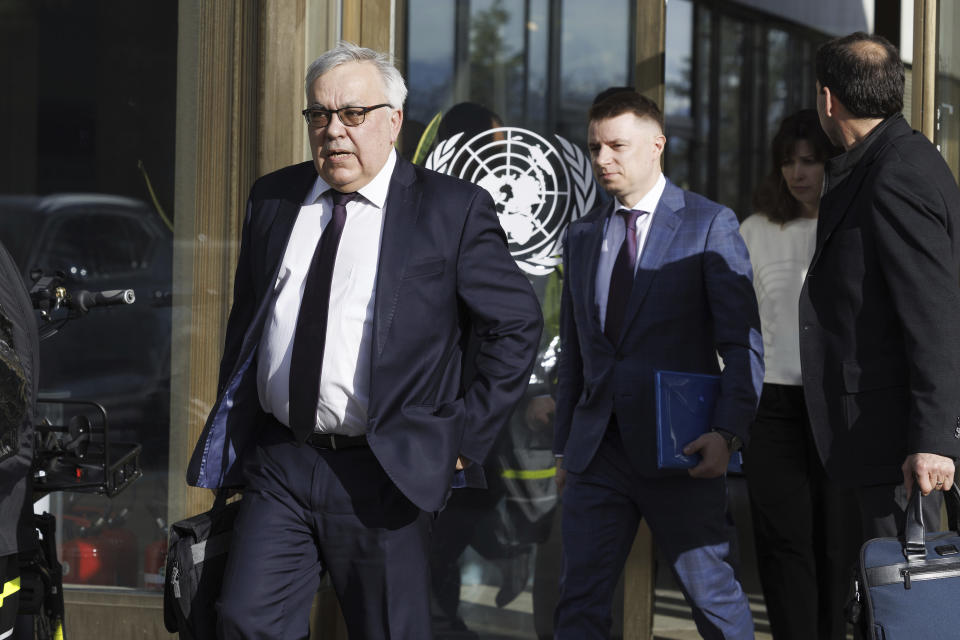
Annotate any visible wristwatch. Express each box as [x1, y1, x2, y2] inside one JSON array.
[[712, 428, 743, 453]]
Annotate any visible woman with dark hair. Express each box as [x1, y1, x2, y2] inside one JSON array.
[[740, 109, 860, 640]]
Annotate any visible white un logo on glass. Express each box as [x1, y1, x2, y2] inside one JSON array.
[[426, 127, 597, 276]]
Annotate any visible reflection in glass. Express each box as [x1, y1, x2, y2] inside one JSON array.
[[717, 17, 744, 214], [664, 0, 693, 189], [0, 0, 177, 593], [937, 1, 960, 182], [694, 5, 713, 194], [665, 0, 693, 120], [557, 0, 630, 145], [406, 0, 456, 127]]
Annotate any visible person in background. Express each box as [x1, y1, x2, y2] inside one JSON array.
[[739, 109, 860, 640]]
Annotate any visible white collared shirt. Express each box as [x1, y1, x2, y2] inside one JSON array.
[[595, 173, 666, 331], [256, 150, 397, 435]]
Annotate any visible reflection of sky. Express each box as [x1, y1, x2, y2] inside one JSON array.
[[406, 0, 455, 122], [560, 0, 629, 102], [665, 0, 692, 118]]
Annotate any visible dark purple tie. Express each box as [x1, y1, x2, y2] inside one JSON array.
[[288, 189, 356, 442], [604, 209, 644, 344]]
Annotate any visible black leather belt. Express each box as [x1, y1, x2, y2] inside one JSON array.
[[305, 432, 369, 451]]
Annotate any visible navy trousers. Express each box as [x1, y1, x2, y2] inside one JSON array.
[[555, 424, 753, 639], [217, 418, 432, 639]]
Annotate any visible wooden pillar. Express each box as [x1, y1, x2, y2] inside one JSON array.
[[342, 0, 394, 54], [912, 0, 937, 140], [168, 0, 262, 527], [624, 3, 666, 640]]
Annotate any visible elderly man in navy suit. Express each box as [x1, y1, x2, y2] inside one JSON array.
[[552, 91, 763, 639], [186, 41, 542, 639]]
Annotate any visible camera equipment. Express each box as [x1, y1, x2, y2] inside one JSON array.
[[17, 272, 142, 640]]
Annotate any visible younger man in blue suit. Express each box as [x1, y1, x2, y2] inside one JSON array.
[[553, 91, 763, 639]]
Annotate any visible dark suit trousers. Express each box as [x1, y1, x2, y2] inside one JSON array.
[[555, 422, 753, 640], [744, 384, 861, 640], [217, 416, 432, 640]]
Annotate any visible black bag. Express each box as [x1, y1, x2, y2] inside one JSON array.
[[849, 483, 960, 639], [163, 494, 242, 639]]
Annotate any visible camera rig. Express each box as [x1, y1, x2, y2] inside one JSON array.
[[17, 272, 143, 640]]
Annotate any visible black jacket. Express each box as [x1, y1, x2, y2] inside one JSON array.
[[799, 113, 960, 487]]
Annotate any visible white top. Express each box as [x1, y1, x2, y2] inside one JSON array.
[[256, 150, 397, 435], [595, 173, 666, 330], [738, 213, 817, 386]]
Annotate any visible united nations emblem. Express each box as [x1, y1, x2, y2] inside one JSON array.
[[425, 127, 597, 276]]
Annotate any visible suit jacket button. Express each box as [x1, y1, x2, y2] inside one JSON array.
[[615, 353, 624, 361]]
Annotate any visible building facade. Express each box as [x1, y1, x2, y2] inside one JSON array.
[[0, 1, 957, 638]]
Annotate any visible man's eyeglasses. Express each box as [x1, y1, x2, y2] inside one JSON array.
[[301, 104, 392, 128]]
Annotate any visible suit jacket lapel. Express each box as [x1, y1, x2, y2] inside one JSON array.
[[264, 162, 319, 291], [374, 156, 422, 356], [578, 205, 608, 333], [616, 180, 683, 342]]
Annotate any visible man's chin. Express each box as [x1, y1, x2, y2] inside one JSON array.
[[319, 167, 360, 192]]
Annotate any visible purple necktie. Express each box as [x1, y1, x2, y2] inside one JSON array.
[[604, 209, 645, 344], [288, 189, 356, 442]]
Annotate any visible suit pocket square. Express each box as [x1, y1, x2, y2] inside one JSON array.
[[402, 257, 446, 279]]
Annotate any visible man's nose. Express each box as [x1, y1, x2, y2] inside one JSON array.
[[325, 112, 347, 137]]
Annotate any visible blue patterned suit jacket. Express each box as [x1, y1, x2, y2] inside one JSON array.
[[553, 178, 763, 474]]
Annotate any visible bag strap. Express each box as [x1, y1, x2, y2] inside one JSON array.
[[903, 482, 960, 561]]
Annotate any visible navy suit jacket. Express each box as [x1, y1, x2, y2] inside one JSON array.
[[553, 178, 763, 475], [187, 155, 542, 512]]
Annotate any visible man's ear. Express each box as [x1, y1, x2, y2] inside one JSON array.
[[389, 108, 403, 143], [652, 133, 666, 158], [821, 85, 835, 119]]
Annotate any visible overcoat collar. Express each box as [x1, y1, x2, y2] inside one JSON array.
[[811, 114, 912, 270]]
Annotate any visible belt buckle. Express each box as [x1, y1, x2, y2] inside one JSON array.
[[329, 434, 337, 451]]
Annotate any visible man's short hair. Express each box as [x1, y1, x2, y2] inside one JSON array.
[[815, 32, 904, 119], [588, 89, 664, 131], [305, 41, 408, 109]]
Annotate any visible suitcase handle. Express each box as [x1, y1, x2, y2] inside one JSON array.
[[904, 482, 960, 561]]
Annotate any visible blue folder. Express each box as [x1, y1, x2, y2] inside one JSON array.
[[654, 370, 742, 473]]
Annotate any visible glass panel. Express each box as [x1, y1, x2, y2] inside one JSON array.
[[0, 1, 176, 593], [716, 17, 744, 213], [664, 4, 834, 216], [664, 0, 694, 190], [694, 5, 712, 193], [405, 0, 457, 127], [937, 1, 960, 182], [556, 0, 630, 145], [405, 1, 626, 637]]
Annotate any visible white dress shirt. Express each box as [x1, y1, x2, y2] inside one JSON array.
[[257, 150, 397, 435], [595, 173, 666, 330]]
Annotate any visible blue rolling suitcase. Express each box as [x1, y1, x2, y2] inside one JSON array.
[[850, 484, 960, 639]]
